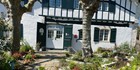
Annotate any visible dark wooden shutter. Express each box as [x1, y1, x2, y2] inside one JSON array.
[[94, 27, 99, 42], [20, 24, 23, 39], [78, 29, 82, 40], [109, 1, 116, 13], [62, 0, 74, 9], [110, 28, 117, 43]]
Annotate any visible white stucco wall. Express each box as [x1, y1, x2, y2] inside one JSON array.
[[72, 24, 133, 52], [0, 3, 7, 18], [21, 1, 44, 49]]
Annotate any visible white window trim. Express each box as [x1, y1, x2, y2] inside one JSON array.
[[99, 29, 110, 42]]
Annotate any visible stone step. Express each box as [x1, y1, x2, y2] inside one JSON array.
[[36, 49, 68, 54]]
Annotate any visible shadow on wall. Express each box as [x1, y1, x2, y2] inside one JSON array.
[[23, 1, 42, 16], [72, 34, 82, 51]]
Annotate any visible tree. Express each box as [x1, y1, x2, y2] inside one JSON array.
[[0, 0, 36, 52], [79, 0, 100, 57]]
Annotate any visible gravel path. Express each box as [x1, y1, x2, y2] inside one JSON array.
[[24, 50, 67, 70]]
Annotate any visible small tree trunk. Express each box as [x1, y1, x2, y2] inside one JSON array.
[[82, 9, 94, 58], [12, 15, 21, 52], [10, 5, 22, 52]]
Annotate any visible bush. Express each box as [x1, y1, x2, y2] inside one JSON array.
[[38, 66, 45, 70], [68, 61, 76, 69], [72, 51, 83, 61], [0, 59, 12, 70], [3, 51, 15, 62], [25, 53, 32, 60], [116, 42, 131, 53], [102, 52, 109, 58], [20, 40, 34, 55], [19, 45, 31, 53], [80, 64, 100, 70]]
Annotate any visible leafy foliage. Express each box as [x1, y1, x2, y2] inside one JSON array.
[[0, 18, 12, 51], [19, 40, 34, 54], [38, 66, 45, 70], [72, 51, 83, 61], [25, 53, 32, 60]]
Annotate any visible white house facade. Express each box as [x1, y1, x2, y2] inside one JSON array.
[[0, 0, 138, 51]]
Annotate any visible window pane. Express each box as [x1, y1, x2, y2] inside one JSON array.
[[56, 30, 62, 38], [78, 29, 82, 39], [48, 30, 54, 38], [102, 2, 108, 11], [42, 0, 49, 7], [74, 0, 79, 9], [104, 30, 109, 41], [98, 3, 102, 11], [99, 30, 104, 41], [50, 0, 61, 7]]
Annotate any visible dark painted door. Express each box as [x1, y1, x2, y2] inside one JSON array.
[[37, 22, 46, 51], [64, 25, 73, 48]]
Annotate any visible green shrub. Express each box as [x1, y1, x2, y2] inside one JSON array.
[[80, 64, 100, 70], [38, 66, 45, 70], [20, 40, 34, 54], [0, 59, 12, 70], [102, 52, 108, 58], [25, 53, 32, 60], [91, 57, 102, 64], [116, 42, 131, 53], [19, 45, 31, 52], [97, 47, 104, 53], [68, 61, 76, 69], [72, 51, 83, 61], [3, 51, 15, 62], [84, 57, 92, 62]]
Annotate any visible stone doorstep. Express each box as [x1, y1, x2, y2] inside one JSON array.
[[36, 50, 68, 54]]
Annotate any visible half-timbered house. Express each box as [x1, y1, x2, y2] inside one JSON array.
[[0, 0, 138, 51]]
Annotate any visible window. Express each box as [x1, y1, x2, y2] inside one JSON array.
[[74, 0, 79, 9], [99, 29, 109, 41], [56, 30, 62, 38], [49, 0, 61, 8], [62, 0, 74, 9], [48, 30, 54, 38], [42, 0, 49, 7], [94, 27, 117, 43], [98, 1, 116, 13], [78, 29, 82, 39], [98, 2, 109, 11], [42, 0, 79, 9]]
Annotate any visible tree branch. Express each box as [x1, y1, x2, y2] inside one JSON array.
[[0, 0, 9, 9], [87, 0, 100, 10], [0, 0, 7, 4], [79, 0, 100, 11], [20, 0, 36, 14]]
